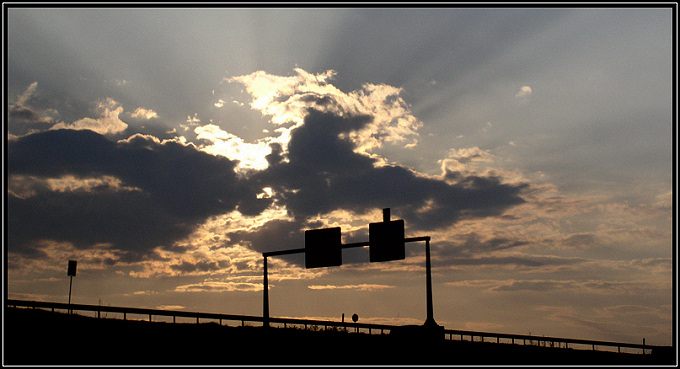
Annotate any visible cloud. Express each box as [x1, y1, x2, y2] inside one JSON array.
[[131, 107, 159, 120], [50, 98, 128, 135], [7, 239, 127, 278], [7, 129, 269, 259], [8, 174, 142, 199], [446, 278, 659, 296], [194, 124, 272, 173], [228, 68, 422, 156], [7, 69, 531, 271], [157, 305, 185, 310], [8, 82, 57, 126], [252, 108, 529, 231], [308, 284, 394, 291], [516, 85, 532, 98], [174, 280, 263, 293]]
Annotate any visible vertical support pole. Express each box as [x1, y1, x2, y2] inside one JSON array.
[[68, 276, 73, 314], [424, 237, 436, 327], [263, 256, 270, 328]]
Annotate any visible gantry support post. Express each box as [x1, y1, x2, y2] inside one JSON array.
[[263, 256, 269, 328], [424, 237, 437, 327]]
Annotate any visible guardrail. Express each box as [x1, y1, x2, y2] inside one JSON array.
[[6, 299, 667, 355]]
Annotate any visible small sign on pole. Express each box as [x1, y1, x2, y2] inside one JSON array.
[[67, 260, 77, 277], [67, 260, 77, 313]]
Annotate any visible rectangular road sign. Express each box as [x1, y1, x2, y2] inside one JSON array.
[[369, 220, 405, 262], [305, 227, 342, 268], [67, 260, 77, 277]]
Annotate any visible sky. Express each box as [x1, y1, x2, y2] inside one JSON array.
[[5, 5, 676, 347]]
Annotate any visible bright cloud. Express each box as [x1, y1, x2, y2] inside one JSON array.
[[307, 284, 394, 291], [8, 174, 142, 199], [51, 98, 128, 135], [516, 85, 532, 98], [194, 124, 273, 173], [7, 239, 126, 277], [175, 279, 264, 293], [131, 107, 159, 120], [157, 305, 185, 310], [227, 68, 422, 157], [16, 81, 37, 106]]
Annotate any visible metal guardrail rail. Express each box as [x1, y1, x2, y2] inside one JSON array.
[[6, 299, 667, 355]]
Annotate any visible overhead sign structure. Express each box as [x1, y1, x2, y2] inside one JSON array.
[[262, 208, 438, 330], [305, 227, 342, 268]]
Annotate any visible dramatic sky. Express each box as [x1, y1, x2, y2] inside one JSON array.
[[5, 6, 675, 347]]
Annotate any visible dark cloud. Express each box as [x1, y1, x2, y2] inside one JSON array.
[[8, 109, 529, 263], [7, 129, 269, 259], [9, 105, 49, 124], [433, 233, 529, 260], [255, 109, 529, 231], [170, 260, 222, 274], [227, 219, 308, 255], [7, 102, 56, 136]]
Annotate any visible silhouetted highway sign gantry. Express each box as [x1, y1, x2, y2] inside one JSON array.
[[262, 208, 438, 330]]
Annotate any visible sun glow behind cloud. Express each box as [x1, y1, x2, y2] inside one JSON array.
[[195, 124, 272, 172], [225, 68, 422, 160]]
